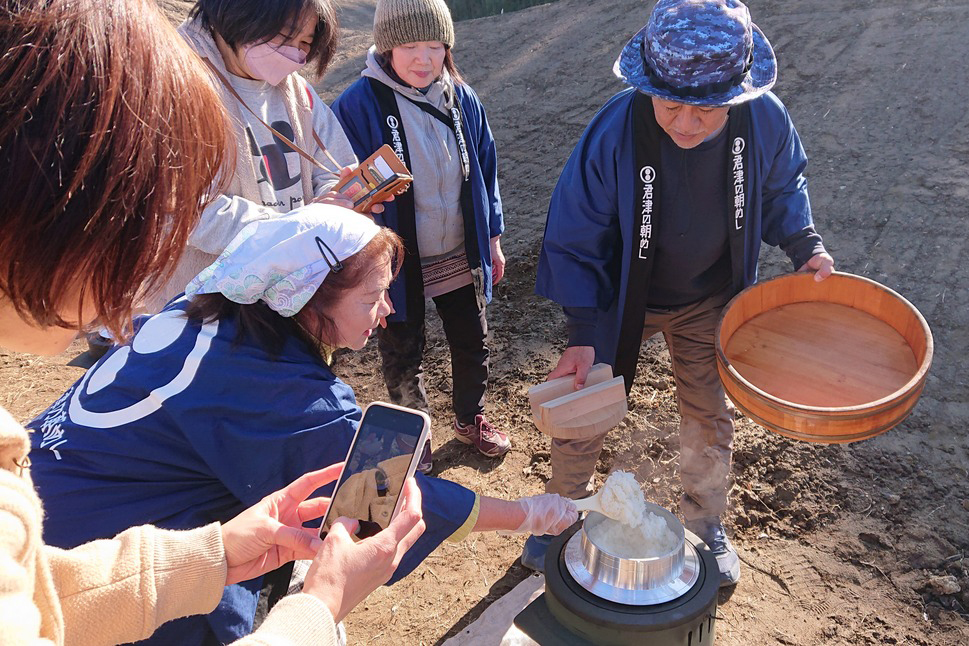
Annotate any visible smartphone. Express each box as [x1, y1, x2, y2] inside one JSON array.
[[333, 144, 413, 213], [319, 402, 429, 539]]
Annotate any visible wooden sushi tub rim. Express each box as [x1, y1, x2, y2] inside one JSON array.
[[715, 271, 933, 434]]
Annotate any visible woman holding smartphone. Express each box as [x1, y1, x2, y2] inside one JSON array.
[[332, 0, 509, 471], [0, 1, 424, 645], [27, 207, 578, 644]]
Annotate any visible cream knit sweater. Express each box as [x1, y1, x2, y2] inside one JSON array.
[[0, 405, 338, 645]]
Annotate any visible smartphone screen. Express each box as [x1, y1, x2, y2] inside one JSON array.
[[320, 403, 428, 539], [338, 176, 367, 200]]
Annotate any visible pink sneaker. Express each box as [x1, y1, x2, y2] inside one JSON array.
[[453, 414, 511, 457], [416, 439, 433, 475]]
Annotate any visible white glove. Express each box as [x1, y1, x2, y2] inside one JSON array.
[[506, 494, 578, 536]]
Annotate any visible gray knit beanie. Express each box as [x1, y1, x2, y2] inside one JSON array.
[[373, 0, 455, 52]]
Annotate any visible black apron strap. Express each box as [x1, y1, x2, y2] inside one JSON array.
[[726, 103, 752, 293], [385, 83, 486, 310], [368, 78, 425, 322], [397, 94, 471, 179], [613, 96, 752, 393], [615, 92, 662, 393]]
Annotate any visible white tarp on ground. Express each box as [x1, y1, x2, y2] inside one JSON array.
[[441, 573, 546, 646]]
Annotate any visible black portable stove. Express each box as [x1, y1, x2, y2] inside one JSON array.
[[514, 524, 720, 645]]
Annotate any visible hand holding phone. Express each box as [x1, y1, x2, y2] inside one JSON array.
[[221, 463, 341, 585], [319, 402, 430, 539], [333, 145, 413, 213], [304, 477, 425, 622]]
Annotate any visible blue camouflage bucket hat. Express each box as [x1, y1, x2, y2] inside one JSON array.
[[614, 0, 777, 106]]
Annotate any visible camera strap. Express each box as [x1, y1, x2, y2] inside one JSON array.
[[396, 94, 471, 180], [203, 58, 344, 175]]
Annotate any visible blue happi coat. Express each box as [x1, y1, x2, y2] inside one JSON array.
[[28, 299, 476, 645], [536, 88, 824, 369], [332, 79, 504, 321]]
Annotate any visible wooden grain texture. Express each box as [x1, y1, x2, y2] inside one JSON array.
[[715, 272, 933, 443], [549, 404, 629, 439], [725, 302, 917, 407], [539, 376, 627, 427], [527, 367, 628, 439], [528, 363, 613, 421]]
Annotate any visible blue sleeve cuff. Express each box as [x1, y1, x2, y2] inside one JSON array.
[[387, 474, 475, 584], [780, 226, 826, 270], [446, 494, 480, 542], [564, 306, 598, 347]]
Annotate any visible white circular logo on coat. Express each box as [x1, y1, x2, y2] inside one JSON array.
[[132, 309, 188, 354], [387, 115, 399, 129], [86, 346, 132, 395], [732, 137, 746, 155], [68, 311, 219, 429], [640, 166, 656, 184]]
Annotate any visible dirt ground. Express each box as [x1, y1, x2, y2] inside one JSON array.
[[3, 1, 967, 644]]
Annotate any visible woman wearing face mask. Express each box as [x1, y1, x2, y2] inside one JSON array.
[[140, 0, 358, 314], [27, 207, 578, 644], [0, 1, 425, 645], [332, 0, 509, 472]]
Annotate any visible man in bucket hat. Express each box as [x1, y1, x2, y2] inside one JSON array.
[[528, 0, 835, 586]]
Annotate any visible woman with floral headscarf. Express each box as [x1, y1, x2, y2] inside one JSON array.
[[28, 205, 577, 644]]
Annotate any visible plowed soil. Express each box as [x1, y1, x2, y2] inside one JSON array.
[[3, 1, 966, 643]]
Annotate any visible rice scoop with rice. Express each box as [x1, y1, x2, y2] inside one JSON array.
[[587, 471, 678, 559]]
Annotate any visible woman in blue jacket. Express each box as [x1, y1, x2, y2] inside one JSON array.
[[332, 0, 508, 469], [27, 207, 575, 645]]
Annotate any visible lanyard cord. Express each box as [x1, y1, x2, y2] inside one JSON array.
[[202, 58, 345, 175], [397, 93, 471, 180]]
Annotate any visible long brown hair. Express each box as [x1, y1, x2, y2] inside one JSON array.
[[185, 228, 404, 357], [0, 0, 229, 340], [443, 48, 464, 85]]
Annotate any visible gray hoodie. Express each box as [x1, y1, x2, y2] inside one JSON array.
[[362, 48, 468, 269], [143, 20, 357, 314]]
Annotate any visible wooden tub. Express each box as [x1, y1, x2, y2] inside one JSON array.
[[715, 272, 933, 443]]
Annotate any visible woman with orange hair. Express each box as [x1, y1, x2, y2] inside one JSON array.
[[0, 1, 424, 644]]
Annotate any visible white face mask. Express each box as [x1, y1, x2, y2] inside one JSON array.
[[242, 42, 307, 85]]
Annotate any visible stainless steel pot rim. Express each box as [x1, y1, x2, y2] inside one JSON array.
[[564, 531, 701, 606]]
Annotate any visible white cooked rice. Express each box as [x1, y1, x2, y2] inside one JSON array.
[[586, 511, 678, 559], [598, 470, 645, 527], [587, 470, 678, 558]]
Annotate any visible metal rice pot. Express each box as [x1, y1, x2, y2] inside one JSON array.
[[514, 509, 720, 646], [568, 506, 697, 605]]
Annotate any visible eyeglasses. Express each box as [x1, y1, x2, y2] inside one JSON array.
[[315, 236, 344, 273]]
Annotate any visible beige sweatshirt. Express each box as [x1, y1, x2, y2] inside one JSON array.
[[0, 405, 338, 645], [143, 19, 358, 314]]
